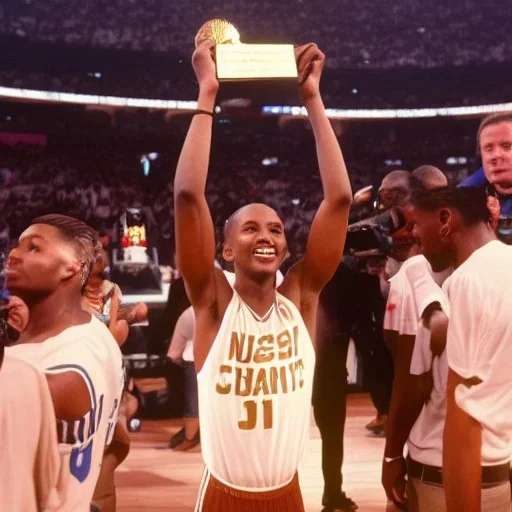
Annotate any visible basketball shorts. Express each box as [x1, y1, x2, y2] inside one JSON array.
[[194, 469, 305, 512]]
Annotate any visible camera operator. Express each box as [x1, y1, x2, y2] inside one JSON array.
[[380, 165, 449, 509], [0, 293, 66, 511], [359, 170, 414, 434], [345, 170, 421, 436]]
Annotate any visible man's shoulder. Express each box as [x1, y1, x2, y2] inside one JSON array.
[[40, 318, 121, 370], [0, 354, 49, 408], [400, 255, 429, 274], [451, 241, 509, 279], [2, 352, 44, 380], [58, 317, 120, 352]]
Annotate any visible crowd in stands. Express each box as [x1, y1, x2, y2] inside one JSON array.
[[2, 0, 511, 69], [0, 111, 478, 266]]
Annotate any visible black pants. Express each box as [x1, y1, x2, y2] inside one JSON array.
[[312, 340, 349, 507], [352, 328, 394, 416]]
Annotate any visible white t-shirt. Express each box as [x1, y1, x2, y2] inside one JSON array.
[[384, 255, 450, 337], [0, 353, 67, 511], [7, 316, 124, 511], [167, 306, 195, 363], [384, 255, 451, 467], [443, 240, 512, 465]]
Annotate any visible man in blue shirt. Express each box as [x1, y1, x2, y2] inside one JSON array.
[[460, 113, 512, 236]]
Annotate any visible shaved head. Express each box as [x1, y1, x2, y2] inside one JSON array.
[[412, 165, 448, 190], [223, 203, 282, 242], [379, 170, 411, 193], [221, 203, 287, 276]]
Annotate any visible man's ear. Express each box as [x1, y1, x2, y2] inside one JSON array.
[[438, 208, 455, 239], [62, 260, 82, 281], [439, 208, 453, 230], [223, 243, 234, 263]]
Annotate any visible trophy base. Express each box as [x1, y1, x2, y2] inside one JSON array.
[[216, 44, 298, 82]]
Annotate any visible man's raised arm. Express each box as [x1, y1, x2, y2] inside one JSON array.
[[174, 41, 219, 307], [298, 48, 352, 294]]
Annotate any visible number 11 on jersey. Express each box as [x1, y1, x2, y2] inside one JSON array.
[[238, 399, 273, 430]]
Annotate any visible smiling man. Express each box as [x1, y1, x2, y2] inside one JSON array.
[[174, 41, 352, 511]]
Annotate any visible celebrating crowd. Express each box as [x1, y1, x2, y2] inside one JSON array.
[[2, 0, 511, 69]]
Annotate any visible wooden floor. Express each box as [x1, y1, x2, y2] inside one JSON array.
[[116, 393, 393, 511]]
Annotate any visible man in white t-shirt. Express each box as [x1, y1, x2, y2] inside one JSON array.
[[410, 185, 512, 512], [167, 305, 200, 451], [396, 256, 451, 511], [5, 214, 124, 512], [381, 165, 449, 508]]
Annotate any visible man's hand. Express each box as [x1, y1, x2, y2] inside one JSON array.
[[6, 295, 29, 333], [296, 43, 325, 103], [382, 457, 407, 506], [192, 40, 219, 95]]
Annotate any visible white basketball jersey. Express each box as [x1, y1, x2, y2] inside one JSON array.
[[197, 291, 315, 491], [7, 315, 124, 512]]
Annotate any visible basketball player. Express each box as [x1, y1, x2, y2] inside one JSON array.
[[410, 186, 512, 512], [174, 41, 352, 510], [382, 166, 449, 508], [5, 214, 124, 511]]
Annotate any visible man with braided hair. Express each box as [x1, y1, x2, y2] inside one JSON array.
[[5, 214, 124, 511]]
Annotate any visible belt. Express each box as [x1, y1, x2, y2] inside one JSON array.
[[407, 456, 510, 486]]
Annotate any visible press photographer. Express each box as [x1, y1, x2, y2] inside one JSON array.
[[339, 170, 416, 435]]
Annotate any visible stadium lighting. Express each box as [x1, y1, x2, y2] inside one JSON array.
[[0, 85, 510, 120], [446, 156, 468, 165], [262, 157, 279, 166], [262, 103, 512, 119]]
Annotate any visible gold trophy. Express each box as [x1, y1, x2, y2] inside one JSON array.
[[195, 19, 299, 82]]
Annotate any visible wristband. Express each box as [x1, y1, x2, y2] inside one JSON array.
[[383, 455, 403, 463], [193, 109, 214, 117]]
